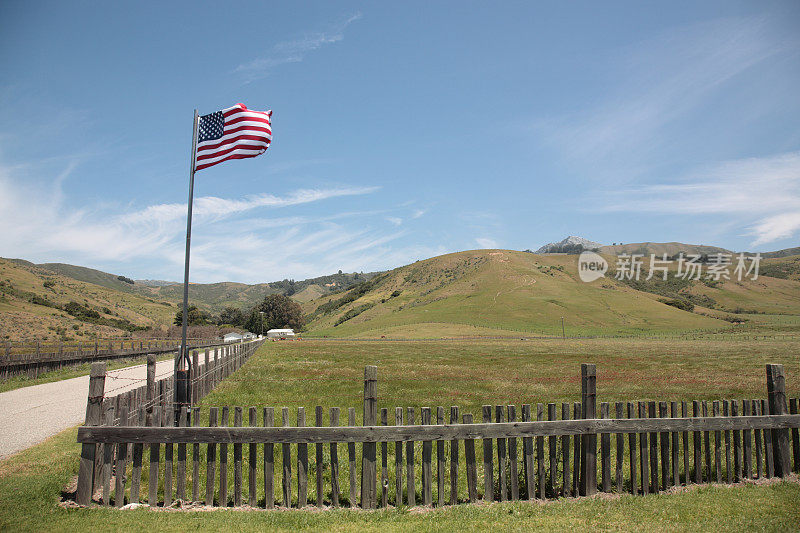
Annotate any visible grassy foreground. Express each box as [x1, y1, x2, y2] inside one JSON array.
[[2, 338, 800, 531], [1, 426, 799, 532]]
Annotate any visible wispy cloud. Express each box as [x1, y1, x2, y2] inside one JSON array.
[[122, 186, 378, 225], [235, 13, 362, 81], [535, 16, 785, 179], [386, 216, 403, 226], [595, 151, 800, 246], [0, 158, 442, 282], [475, 237, 498, 249], [750, 213, 800, 246]]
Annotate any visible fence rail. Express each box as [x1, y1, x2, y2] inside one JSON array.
[[74, 362, 800, 509], [77, 415, 800, 444], [0, 337, 233, 380]]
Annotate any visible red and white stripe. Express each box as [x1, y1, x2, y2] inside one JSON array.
[[194, 103, 272, 171]]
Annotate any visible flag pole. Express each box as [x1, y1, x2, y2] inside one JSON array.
[[175, 109, 199, 423]]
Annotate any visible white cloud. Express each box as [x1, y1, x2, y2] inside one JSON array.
[[122, 186, 378, 225], [596, 151, 800, 245], [0, 159, 445, 282], [750, 213, 800, 246], [535, 16, 783, 178], [235, 13, 362, 81], [386, 216, 403, 226], [475, 237, 498, 249], [411, 209, 426, 219]]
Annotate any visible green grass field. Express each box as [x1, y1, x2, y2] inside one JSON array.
[[2, 338, 800, 531]]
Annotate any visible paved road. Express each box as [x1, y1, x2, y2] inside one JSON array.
[[0, 358, 175, 460]]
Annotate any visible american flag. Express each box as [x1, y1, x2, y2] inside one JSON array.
[[194, 103, 272, 172]]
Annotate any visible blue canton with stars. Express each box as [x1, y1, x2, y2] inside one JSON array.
[[198, 111, 224, 142]]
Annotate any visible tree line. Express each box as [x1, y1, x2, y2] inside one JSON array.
[[174, 293, 305, 334]]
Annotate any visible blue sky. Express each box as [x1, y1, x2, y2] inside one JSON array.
[[1, 1, 799, 283]]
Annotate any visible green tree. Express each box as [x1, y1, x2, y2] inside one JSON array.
[[174, 305, 210, 326], [245, 294, 305, 333], [218, 306, 245, 326]]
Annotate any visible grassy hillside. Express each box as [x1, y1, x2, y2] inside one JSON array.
[[149, 281, 276, 312], [34, 260, 380, 315], [759, 254, 800, 281], [6, 247, 797, 341], [597, 242, 731, 257], [36, 262, 141, 293], [0, 258, 175, 341], [303, 250, 732, 338], [761, 246, 800, 258]]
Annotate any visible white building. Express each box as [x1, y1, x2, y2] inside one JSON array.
[[267, 328, 295, 339], [223, 332, 244, 343]]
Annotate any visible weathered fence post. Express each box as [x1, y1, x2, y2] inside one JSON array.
[[204, 350, 210, 399], [146, 355, 155, 417], [580, 363, 597, 496], [361, 365, 378, 508], [766, 364, 791, 477], [76, 362, 106, 505], [214, 348, 220, 385], [192, 349, 199, 408]]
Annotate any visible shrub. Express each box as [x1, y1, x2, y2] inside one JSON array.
[[658, 298, 694, 312], [29, 295, 57, 308], [334, 303, 374, 327], [315, 279, 379, 315]]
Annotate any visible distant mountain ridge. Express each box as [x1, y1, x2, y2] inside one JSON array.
[[531, 237, 743, 258], [598, 242, 732, 257], [534, 236, 603, 254], [136, 279, 178, 287], [26, 260, 381, 314], [760, 246, 800, 259]]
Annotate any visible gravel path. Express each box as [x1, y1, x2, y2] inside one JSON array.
[[0, 358, 175, 460]]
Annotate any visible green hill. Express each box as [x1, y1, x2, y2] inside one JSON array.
[[32, 260, 381, 315], [302, 250, 728, 338], [598, 242, 731, 257], [760, 247, 800, 259], [5, 245, 798, 341], [756, 254, 800, 282], [37, 262, 141, 293], [0, 258, 175, 341]]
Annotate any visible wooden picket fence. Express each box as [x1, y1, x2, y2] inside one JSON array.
[[1, 337, 228, 380], [97, 339, 264, 428], [75, 364, 800, 509]]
